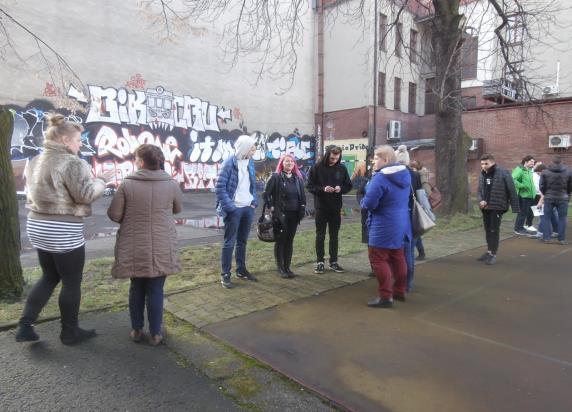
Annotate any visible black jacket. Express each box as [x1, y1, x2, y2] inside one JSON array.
[[539, 164, 572, 201], [306, 147, 352, 210], [264, 172, 306, 226], [477, 165, 519, 212]]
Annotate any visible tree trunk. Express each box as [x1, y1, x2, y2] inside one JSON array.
[[432, 0, 471, 215], [0, 106, 24, 298]]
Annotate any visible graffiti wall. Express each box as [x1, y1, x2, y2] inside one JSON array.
[[8, 83, 316, 193]]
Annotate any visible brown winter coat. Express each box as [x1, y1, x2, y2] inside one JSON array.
[[107, 169, 183, 279], [25, 141, 106, 220]]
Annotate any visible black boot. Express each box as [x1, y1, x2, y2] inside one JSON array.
[[15, 323, 40, 342], [60, 326, 97, 345]]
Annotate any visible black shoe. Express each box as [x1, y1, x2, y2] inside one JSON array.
[[416, 254, 426, 261], [221, 273, 233, 289], [329, 262, 345, 273], [277, 268, 290, 279], [477, 253, 491, 262], [367, 297, 393, 308], [15, 324, 40, 342], [236, 269, 258, 282], [368, 271, 375, 277], [60, 327, 97, 345], [314, 262, 325, 274], [393, 294, 406, 302], [485, 254, 497, 265], [285, 268, 296, 277]]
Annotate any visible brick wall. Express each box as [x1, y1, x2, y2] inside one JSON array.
[[463, 100, 572, 189], [320, 100, 572, 192]]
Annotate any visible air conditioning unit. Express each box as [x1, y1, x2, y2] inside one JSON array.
[[543, 85, 559, 96], [548, 134, 571, 148], [387, 120, 401, 140]]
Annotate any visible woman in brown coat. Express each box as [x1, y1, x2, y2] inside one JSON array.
[[107, 144, 183, 345]]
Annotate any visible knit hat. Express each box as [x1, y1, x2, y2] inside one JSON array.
[[395, 144, 410, 166], [234, 135, 256, 159]]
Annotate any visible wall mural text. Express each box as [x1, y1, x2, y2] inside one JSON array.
[[8, 83, 315, 193]]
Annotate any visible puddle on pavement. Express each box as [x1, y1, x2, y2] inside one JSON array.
[[175, 216, 223, 229]]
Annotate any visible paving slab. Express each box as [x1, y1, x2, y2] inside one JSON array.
[[204, 235, 572, 412]]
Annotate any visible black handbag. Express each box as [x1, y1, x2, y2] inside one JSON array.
[[257, 204, 275, 242]]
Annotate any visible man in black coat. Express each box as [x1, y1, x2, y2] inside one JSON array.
[[476, 153, 520, 265], [539, 156, 572, 244], [307, 145, 352, 274]]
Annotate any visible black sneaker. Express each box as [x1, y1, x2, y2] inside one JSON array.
[[60, 327, 97, 345], [221, 273, 233, 289], [367, 297, 393, 308], [236, 270, 258, 282], [314, 262, 325, 274], [477, 253, 491, 262], [329, 262, 345, 273], [486, 254, 497, 265], [514, 229, 536, 237], [416, 254, 426, 261], [15, 324, 40, 342]]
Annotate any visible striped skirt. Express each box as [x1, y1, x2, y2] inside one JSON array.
[[27, 218, 85, 253]]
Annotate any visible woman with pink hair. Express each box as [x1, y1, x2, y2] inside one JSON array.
[[263, 154, 306, 278]]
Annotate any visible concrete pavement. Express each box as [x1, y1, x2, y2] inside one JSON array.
[[204, 231, 572, 412]]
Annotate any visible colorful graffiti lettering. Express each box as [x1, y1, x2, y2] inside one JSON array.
[[8, 83, 315, 193]]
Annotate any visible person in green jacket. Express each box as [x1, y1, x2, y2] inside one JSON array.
[[512, 155, 537, 236]]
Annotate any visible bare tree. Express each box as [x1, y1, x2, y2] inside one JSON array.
[[0, 106, 24, 298]]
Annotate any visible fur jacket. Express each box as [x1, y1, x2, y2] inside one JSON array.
[[25, 141, 106, 219]]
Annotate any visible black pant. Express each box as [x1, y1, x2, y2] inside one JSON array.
[[20, 246, 85, 329], [514, 196, 534, 231], [315, 208, 341, 264], [274, 211, 299, 270], [482, 210, 503, 255]]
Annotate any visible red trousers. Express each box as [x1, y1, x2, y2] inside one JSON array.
[[368, 246, 407, 300]]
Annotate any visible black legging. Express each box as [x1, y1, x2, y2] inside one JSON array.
[[20, 246, 85, 328], [274, 211, 299, 270]]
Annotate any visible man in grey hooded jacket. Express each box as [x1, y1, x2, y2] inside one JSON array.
[[215, 135, 259, 288]]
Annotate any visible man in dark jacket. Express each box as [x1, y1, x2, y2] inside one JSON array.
[[477, 154, 520, 265], [307, 145, 352, 274], [539, 156, 572, 245]]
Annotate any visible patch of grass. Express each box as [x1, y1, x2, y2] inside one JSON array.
[[0, 211, 517, 324]]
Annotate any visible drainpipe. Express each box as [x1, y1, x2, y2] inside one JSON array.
[[370, 0, 379, 161], [316, 0, 325, 158]]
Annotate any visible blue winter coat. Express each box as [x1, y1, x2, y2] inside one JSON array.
[[215, 155, 258, 216], [360, 163, 411, 249]]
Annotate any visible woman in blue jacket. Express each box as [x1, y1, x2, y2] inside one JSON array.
[[360, 145, 411, 308]]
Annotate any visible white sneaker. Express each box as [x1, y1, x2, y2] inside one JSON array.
[[527, 225, 538, 232]]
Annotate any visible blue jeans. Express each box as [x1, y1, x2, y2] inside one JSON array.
[[129, 276, 166, 336], [404, 237, 415, 292], [221, 206, 254, 274], [539, 205, 559, 235], [543, 200, 568, 241]]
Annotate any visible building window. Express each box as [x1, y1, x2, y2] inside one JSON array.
[[462, 96, 477, 110], [425, 78, 436, 115], [395, 23, 403, 57], [461, 35, 478, 80], [408, 82, 417, 114], [378, 72, 386, 107], [379, 14, 388, 51], [410, 29, 418, 63], [394, 77, 401, 111]]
